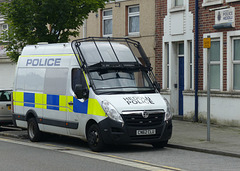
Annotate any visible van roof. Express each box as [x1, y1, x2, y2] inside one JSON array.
[[21, 43, 73, 56]]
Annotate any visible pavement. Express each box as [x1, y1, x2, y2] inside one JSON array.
[[0, 119, 240, 158], [169, 119, 240, 158]]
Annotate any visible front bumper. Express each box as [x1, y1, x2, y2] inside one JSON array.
[[98, 118, 172, 145]]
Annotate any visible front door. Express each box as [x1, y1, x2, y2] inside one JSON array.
[[179, 57, 184, 115], [178, 43, 184, 116]]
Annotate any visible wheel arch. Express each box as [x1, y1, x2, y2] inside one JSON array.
[[85, 119, 98, 136], [26, 109, 38, 121]]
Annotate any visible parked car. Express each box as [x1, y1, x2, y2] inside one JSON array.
[[0, 89, 12, 126]]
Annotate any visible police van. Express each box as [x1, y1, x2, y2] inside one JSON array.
[[12, 37, 172, 151]]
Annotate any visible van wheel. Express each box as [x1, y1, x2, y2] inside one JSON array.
[[87, 124, 105, 152], [152, 140, 168, 149], [27, 118, 42, 142]]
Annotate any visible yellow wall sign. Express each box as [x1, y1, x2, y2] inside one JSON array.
[[203, 38, 211, 48]]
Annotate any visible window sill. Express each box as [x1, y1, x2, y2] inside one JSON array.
[[103, 34, 112, 37], [160, 89, 171, 95], [169, 6, 185, 13], [226, 0, 240, 3], [202, 1, 223, 7], [198, 90, 240, 98], [107, 0, 126, 3], [126, 33, 140, 38], [0, 57, 12, 63]]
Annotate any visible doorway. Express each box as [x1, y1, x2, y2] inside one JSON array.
[[178, 43, 184, 116]]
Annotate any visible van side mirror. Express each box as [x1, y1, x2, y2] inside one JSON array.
[[74, 84, 89, 99]]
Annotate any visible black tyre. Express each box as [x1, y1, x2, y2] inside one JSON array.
[[87, 124, 105, 152], [27, 118, 42, 142], [152, 140, 168, 149]]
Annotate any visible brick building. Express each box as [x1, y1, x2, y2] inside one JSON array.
[[156, 0, 240, 126]]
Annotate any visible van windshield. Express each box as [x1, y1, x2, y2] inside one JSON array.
[[90, 69, 155, 94]]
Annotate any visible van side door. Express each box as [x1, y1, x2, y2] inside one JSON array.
[[42, 68, 68, 135]]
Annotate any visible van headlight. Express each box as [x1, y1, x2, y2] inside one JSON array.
[[163, 98, 172, 121], [102, 100, 123, 123]]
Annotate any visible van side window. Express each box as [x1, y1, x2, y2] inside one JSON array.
[[44, 68, 68, 95], [72, 68, 87, 91]]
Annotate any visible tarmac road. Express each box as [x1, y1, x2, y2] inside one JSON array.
[[1, 119, 240, 171], [0, 137, 180, 171]]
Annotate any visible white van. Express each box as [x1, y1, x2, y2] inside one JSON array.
[[12, 37, 172, 151]]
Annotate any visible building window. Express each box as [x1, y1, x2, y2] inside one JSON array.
[[128, 5, 139, 35], [203, 33, 223, 91], [175, 0, 183, 6], [189, 42, 193, 90], [209, 40, 220, 90], [171, 0, 184, 8], [2, 24, 8, 30], [102, 9, 112, 36], [179, 43, 184, 56], [170, 0, 185, 12], [1, 24, 9, 42], [166, 43, 170, 89], [232, 38, 240, 90]]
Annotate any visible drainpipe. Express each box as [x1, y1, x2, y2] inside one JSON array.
[[194, 0, 199, 122], [83, 19, 87, 38]]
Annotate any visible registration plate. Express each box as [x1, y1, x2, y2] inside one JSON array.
[[136, 129, 156, 136], [8, 106, 11, 110]]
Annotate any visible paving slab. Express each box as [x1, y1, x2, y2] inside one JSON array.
[[169, 120, 240, 158]]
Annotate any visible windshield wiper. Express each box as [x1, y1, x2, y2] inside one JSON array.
[[133, 89, 155, 94]]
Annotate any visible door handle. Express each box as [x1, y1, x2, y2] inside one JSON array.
[[68, 102, 73, 106]]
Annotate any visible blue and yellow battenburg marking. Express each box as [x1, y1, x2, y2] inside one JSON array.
[[12, 91, 106, 117]]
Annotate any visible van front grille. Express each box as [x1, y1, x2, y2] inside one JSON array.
[[121, 110, 165, 127]]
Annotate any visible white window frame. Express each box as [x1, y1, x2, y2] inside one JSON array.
[[189, 41, 194, 90], [210, 39, 221, 90], [162, 42, 170, 89], [203, 33, 223, 91], [227, 31, 240, 91], [170, 0, 185, 12], [173, 0, 184, 7], [202, 0, 223, 7], [232, 37, 240, 91], [166, 43, 170, 89], [178, 42, 184, 91], [128, 5, 140, 36], [102, 9, 113, 37], [107, 0, 126, 3]]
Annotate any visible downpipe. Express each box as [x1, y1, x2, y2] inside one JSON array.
[[194, 0, 199, 122]]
